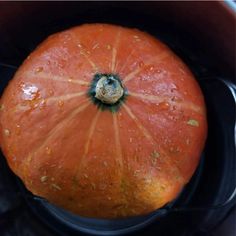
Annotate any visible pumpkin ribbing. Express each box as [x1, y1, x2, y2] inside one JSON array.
[[0, 23, 207, 219]]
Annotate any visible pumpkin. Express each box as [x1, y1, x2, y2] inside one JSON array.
[[0, 24, 207, 219]]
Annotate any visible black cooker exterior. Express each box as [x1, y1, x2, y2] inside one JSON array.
[[0, 2, 235, 236]]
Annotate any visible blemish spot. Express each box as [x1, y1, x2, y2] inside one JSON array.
[[40, 176, 48, 182], [39, 99, 46, 110], [139, 61, 144, 67], [106, 44, 111, 50], [144, 178, 152, 184], [170, 84, 178, 93], [27, 155, 32, 163], [158, 102, 170, 110], [169, 146, 180, 154], [0, 104, 4, 111], [92, 43, 99, 50], [34, 67, 43, 74], [4, 129, 10, 136], [151, 150, 160, 158], [161, 185, 166, 190], [134, 170, 141, 177], [83, 174, 88, 179], [91, 183, 96, 190], [45, 147, 52, 155], [187, 119, 199, 127], [58, 100, 64, 108], [103, 161, 108, 167], [175, 175, 181, 181], [151, 150, 160, 166], [133, 35, 141, 42], [51, 183, 62, 191], [134, 155, 139, 162], [22, 84, 40, 101], [16, 124, 21, 135], [49, 90, 54, 95], [186, 139, 190, 145], [171, 96, 182, 102]]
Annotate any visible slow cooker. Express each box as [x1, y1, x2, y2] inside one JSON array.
[[0, 2, 235, 236]]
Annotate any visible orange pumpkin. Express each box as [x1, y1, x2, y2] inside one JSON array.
[[0, 24, 207, 219]]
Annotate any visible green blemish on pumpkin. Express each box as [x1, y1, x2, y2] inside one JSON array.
[[187, 119, 199, 127], [88, 73, 128, 112], [151, 150, 160, 158], [151, 150, 160, 166]]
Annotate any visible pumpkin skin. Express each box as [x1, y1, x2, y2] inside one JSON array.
[[0, 24, 207, 219]]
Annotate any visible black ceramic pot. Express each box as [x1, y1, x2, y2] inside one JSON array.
[[0, 2, 235, 236]]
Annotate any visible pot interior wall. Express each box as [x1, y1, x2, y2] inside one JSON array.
[[0, 2, 235, 80]]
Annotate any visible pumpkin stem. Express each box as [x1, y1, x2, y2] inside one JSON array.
[[95, 75, 124, 104]]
